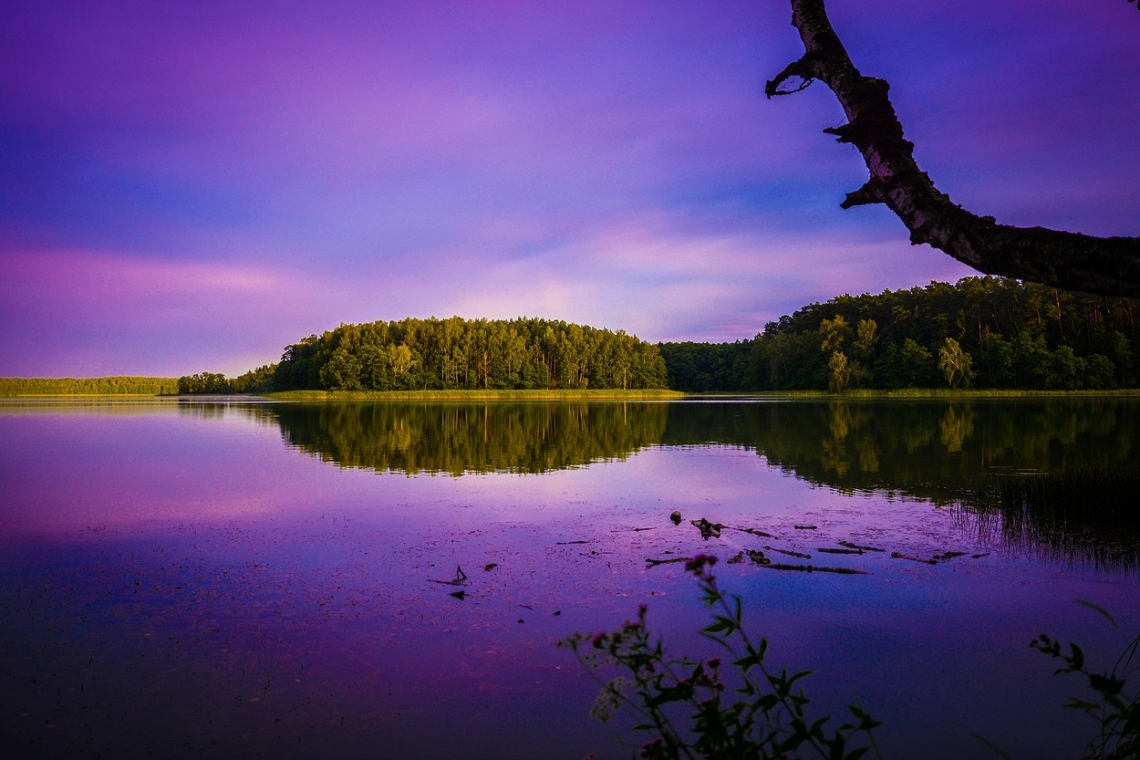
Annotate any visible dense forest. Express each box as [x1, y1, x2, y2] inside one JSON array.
[[270, 316, 668, 391], [662, 276, 1140, 392], [0, 377, 178, 395]]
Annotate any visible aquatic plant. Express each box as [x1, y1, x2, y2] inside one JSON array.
[[1032, 605, 1140, 760], [963, 466, 1140, 571], [559, 556, 880, 759]]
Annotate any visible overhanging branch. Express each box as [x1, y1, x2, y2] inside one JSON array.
[[768, 0, 1140, 297]]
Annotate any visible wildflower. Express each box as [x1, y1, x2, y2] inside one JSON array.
[[684, 554, 718, 574]]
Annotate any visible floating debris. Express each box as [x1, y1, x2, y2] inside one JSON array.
[[891, 552, 938, 565], [430, 565, 469, 586], [670, 510, 683, 525], [818, 547, 863, 555], [449, 590, 466, 600], [745, 549, 770, 566], [646, 556, 691, 567], [762, 563, 869, 575], [971, 553, 990, 559], [552, 610, 561, 616], [839, 541, 886, 553], [794, 524, 818, 530], [726, 549, 769, 565], [691, 518, 723, 539], [765, 545, 812, 560], [484, 563, 498, 571], [934, 551, 969, 561], [556, 540, 590, 545], [728, 526, 774, 538], [611, 527, 657, 533]]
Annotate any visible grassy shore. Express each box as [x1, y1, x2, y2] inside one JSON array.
[[264, 388, 685, 401], [6, 379, 1140, 401], [697, 388, 1140, 399]]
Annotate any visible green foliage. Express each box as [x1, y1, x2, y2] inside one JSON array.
[[176, 364, 277, 394], [938, 338, 975, 389], [177, 371, 230, 394], [735, 277, 1140, 392], [229, 364, 277, 393], [560, 557, 879, 759], [275, 317, 668, 392], [1032, 613, 1140, 760], [827, 351, 852, 392], [0, 377, 179, 395], [658, 341, 755, 392], [874, 339, 936, 389]]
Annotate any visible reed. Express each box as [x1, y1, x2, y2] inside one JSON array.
[[962, 466, 1140, 571]]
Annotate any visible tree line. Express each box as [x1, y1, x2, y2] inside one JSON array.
[[662, 276, 1140, 392], [0, 377, 178, 396]]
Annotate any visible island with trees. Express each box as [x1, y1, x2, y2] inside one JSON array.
[[267, 316, 669, 392]]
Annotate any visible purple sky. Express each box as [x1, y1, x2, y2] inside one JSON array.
[[2, 1, 1137, 377]]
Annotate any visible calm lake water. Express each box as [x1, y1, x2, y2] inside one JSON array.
[[2, 397, 1138, 759]]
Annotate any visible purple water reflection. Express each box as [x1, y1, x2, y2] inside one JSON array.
[[2, 400, 1137, 759]]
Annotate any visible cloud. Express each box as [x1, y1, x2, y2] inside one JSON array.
[[0, 248, 327, 376], [0, 0, 1136, 376]]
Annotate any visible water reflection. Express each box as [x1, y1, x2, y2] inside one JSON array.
[[4, 397, 1140, 759], [237, 398, 1140, 491], [259, 402, 669, 475], [228, 397, 1140, 567]]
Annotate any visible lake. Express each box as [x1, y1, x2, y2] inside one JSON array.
[[2, 397, 1138, 759]]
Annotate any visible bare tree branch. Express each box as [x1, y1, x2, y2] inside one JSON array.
[[768, 0, 1140, 297]]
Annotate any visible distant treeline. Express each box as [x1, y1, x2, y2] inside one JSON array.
[[0, 377, 178, 396], [176, 365, 276, 395], [661, 276, 1140, 392]]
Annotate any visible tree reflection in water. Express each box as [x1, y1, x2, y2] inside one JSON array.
[[218, 397, 1140, 570]]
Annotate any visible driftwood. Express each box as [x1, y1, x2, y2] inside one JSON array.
[[768, 0, 1140, 297], [891, 551, 937, 565], [646, 556, 691, 567], [727, 526, 775, 539], [763, 563, 869, 575], [765, 545, 812, 560], [817, 547, 862, 555], [840, 541, 886, 553], [934, 551, 969, 561]]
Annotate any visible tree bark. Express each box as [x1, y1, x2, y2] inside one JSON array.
[[767, 0, 1140, 297]]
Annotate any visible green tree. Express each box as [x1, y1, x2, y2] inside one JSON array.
[[938, 337, 975, 389], [827, 350, 852, 392]]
